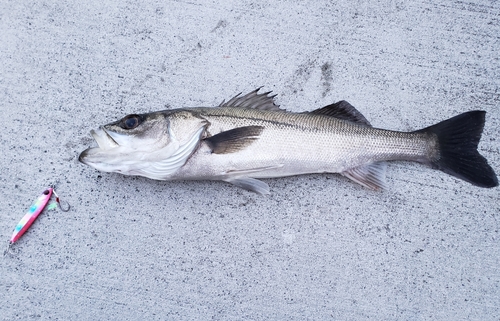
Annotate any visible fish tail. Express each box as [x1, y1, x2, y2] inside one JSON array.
[[418, 110, 498, 188]]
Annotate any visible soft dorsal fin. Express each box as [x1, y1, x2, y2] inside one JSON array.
[[204, 126, 264, 154], [219, 88, 283, 111], [311, 100, 371, 126]]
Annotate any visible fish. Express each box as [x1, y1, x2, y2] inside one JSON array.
[[78, 88, 498, 194]]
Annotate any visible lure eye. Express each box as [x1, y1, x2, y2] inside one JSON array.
[[43, 190, 50, 195], [120, 114, 142, 130]]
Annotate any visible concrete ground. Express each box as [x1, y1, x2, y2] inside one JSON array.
[[1, 0, 499, 320]]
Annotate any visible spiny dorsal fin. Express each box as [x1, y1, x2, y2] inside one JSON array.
[[219, 88, 283, 111], [311, 101, 371, 126], [204, 126, 264, 154], [341, 162, 387, 190]]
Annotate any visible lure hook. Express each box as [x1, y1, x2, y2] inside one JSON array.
[[52, 190, 71, 212], [3, 242, 13, 256]]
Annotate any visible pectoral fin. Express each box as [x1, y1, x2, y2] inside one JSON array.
[[204, 126, 264, 154], [341, 162, 387, 190]]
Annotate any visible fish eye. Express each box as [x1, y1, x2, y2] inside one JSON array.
[[120, 114, 142, 130]]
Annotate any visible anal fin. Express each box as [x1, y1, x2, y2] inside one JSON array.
[[341, 162, 387, 190]]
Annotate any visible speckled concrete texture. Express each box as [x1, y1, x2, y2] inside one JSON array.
[[1, 1, 499, 320]]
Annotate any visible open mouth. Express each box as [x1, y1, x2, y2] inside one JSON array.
[[91, 127, 119, 150], [78, 128, 119, 164]]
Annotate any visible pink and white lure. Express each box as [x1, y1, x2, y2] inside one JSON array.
[[9, 188, 53, 244], [4, 187, 70, 255]]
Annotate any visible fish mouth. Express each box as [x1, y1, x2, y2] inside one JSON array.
[[92, 127, 119, 150], [78, 127, 119, 164]]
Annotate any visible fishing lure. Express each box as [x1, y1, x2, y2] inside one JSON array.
[[4, 187, 70, 255], [9, 188, 53, 245]]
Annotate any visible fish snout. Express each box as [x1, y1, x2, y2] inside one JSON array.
[[78, 148, 92, 164]]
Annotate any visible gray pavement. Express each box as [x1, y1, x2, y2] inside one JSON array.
[[1, 1, 499, 320]]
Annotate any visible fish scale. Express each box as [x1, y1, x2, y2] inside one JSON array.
[[167, 110, 429, 187]]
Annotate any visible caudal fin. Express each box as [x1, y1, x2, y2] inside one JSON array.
[[419, 111, 498, 188]]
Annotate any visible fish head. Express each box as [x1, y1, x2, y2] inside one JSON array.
[[79, 110, 208, 179]]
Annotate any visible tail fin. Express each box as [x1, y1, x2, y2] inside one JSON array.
[[418, 111, 498, 188]]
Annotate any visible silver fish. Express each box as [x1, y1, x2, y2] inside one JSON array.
[[79, 89, 498, 194]]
